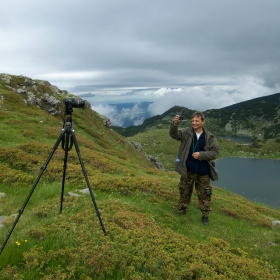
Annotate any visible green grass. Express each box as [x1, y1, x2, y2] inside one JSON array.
[[0, 78, 280, 279], [1, 184, 280, 279]]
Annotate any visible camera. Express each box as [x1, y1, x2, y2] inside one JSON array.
[[65, 98, 86, 114], [179, 116, 184, 120]]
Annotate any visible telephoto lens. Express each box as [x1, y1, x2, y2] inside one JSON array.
[[64, 98, 86, 114], [72, 99, 85, 108]]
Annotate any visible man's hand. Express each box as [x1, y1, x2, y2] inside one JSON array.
[[192, 152, 200, 159], [173, 115, 181, 126]]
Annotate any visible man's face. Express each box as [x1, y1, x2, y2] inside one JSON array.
[[192, 116, 205, 132]]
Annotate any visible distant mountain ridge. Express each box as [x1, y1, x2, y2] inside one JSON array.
[[112, 92, 280, 139]]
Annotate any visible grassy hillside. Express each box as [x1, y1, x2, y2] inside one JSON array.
[[0, 76, 280, 279]]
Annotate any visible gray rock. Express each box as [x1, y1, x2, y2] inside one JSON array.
[[36, 80, 51, 87], [48, 107, 61, 115], [128, 140, 165, 170], [101, 115, 111, 128], [129, 140, 143, 152], [24, 78, 34, 87], [32, 83, 38, 92], [43, 93, 60, 105], [17, 88, 27, 94], [50, 85, 61, 95], [5, 85, 16, 91], [146, 154, 165, 171], [67, 192, 82, 197], [267, 241, 277, 246], [78, 189, 90, 194], [0, 216, 6, 230], [272, 220, 280, 226], [0, 74, 11, 84]]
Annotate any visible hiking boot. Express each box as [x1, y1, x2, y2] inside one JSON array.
[[202, 216, 209, 226]]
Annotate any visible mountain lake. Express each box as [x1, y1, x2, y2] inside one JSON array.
[[215, 157, 280, 210]]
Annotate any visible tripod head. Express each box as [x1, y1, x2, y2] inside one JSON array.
[[62, 98, 86, 151]]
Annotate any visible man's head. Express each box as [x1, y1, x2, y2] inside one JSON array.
[[192, 111, 205, 121], [191, 111, 205, 132]]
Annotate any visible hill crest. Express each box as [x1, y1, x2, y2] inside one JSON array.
[[112, 92, 280, 139]]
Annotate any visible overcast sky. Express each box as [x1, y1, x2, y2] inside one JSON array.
[[1, 0, 280, 118]]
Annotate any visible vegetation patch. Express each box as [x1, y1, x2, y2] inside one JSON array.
[[0, 77, 280, 279]]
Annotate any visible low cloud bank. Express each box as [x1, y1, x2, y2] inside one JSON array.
[[147, 82, 275, 116], [91, 103, 151, 127], [90, 81, 276, 127]]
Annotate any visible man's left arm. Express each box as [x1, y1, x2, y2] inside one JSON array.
[[197, 137, 219, 161]]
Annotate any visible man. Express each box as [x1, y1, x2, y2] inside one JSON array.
[[169, 111, 219, 225]]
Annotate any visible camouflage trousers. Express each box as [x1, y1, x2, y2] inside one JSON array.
[[178, 172, 212, 217]]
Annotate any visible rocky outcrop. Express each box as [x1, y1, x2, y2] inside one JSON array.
[[0, 73, 75, 116], [145, 154, 165, 170], [0, 74, 11, 84], [129, 140, 143, 152], [1, 73, 68, 116], [128, 140, 165, 170], [1, 73, 113, 130], [100, 115, 111, 128]]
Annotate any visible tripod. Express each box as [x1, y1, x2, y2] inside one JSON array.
[[0, 105, 106, 255]]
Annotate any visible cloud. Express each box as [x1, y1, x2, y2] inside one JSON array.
[[1, 0, 280, 110], [90, 104, 121, 126], [78, 93, 96, 98], [91, 103, 150, 127], [147, 79, 275, 116]]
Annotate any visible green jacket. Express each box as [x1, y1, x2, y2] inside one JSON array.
[[169, 123, 220, 181]]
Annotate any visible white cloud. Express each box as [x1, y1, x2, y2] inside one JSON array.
[[90, 103, 124, 126], [133, 117, 145, 126], [91, 103, 150, 127], [147, 79, 275, 116], [152, 88, 183, 98], [91, 104, 117, 118]]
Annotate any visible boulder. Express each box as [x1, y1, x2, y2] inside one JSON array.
[[0, 216, 7, 230], [128, 140, 165, 170], [146, 154, 165, 171], [0, 74, 11, 84], [272, 220, 280, 226], [67, 192, 82, 197], [101, 115, 111, 128], [0, 192, 6, 197]]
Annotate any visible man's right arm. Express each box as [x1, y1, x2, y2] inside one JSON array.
[[169, 115, 182, 140]]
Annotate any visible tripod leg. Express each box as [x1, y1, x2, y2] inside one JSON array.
[[60, 130, 70, 214], [0, 128, 67, 255], [70, 128, 107, 235]]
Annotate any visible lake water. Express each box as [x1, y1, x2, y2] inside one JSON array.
[[214, 157, 280, 210], [217, 135, 252, 143]]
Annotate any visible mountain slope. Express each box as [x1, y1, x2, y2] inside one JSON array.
[[0, 74, 280, 279], [112, 92, 280, 139]]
